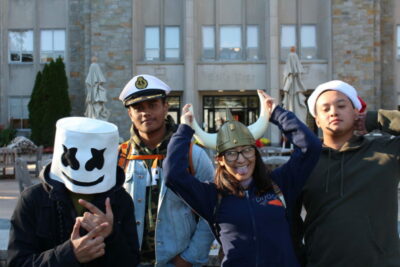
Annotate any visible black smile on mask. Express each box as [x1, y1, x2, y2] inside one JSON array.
[[61, 171, 104, 186]]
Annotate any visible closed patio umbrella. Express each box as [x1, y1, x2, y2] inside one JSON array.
[[84, 57, 110, 121], [282, 47, 307, 124]]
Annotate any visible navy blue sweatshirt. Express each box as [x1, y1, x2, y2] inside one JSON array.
[[163, 106, 321, 267]]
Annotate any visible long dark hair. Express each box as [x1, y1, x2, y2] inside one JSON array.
[[214, 148, 273, 197]]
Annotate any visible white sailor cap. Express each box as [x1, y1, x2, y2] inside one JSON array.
[[119, 74, 172, 107], [307, 80, 362, 117]]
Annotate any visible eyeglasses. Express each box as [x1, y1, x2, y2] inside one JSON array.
[[223, 146, 256, 162]]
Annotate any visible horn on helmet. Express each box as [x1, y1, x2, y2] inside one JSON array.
[[247, 90, 269, 140], [189, 105, 217, 149]]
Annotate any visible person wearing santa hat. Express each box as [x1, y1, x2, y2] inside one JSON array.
[[7, 117, 140, 267], [293, 80, 400, 266]]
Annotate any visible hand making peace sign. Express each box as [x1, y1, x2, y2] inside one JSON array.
[[77, 197, 114, 239]]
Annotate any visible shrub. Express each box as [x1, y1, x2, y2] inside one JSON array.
[[0, 126, 16, 147]]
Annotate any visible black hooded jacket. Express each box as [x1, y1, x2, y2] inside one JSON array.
[[7, 164, 140, 267]]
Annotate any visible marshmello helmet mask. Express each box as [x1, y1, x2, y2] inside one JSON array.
[[50, 117, 119, 194]]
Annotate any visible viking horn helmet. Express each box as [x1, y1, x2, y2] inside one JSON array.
[[190, 90, 269, 154]]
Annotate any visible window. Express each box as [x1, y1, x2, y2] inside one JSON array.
[[144, 26, 181, 61], [165, 27, 180, 60], [167, 96, 181, 123], [203, 95, 259, 133], [40, 29, 65, 63], [202, 26, 215, 60], [397, 25, 400, 58], [280, 25, 296, 61], [300, 25, 317, 60], [280, 24, 318, 60], [9, 30, 33, 63], [220, 26, 242, 60], [202, 25, 259, 61], [9, 97, 30, 129], [246, 25, 259, 60], [145, 27, 160, 61]]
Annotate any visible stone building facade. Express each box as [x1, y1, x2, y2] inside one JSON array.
[[0, 0, 399, 142], [332, 0, 396, 110]]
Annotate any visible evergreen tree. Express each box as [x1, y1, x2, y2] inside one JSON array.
[[40, 58, 71, 147], [28, 70, 42, 144], [55, 57, 71, 117], [36, 61, 53, 146]]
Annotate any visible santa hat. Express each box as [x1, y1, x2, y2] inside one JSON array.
[[307, 80, 362, 117]]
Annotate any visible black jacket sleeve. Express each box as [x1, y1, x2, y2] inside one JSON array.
[[270, 106, 321, 208], [7, 185, 80, 267], [102, 190, 140, 266]]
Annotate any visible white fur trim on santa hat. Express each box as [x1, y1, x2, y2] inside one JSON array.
[[307, 80, 362, 118]]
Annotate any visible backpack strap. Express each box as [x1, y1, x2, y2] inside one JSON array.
[[212, 193, 223, 244], [127, 154, 165, 160], [118, 141, 195, 176], [118, 141, 131, 171]]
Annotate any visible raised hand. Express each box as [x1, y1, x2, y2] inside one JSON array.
[[181, 104, 193, 128], [257, 90, 277, 115], [70, 218, 107, 263], [78, 198, 114, 239]]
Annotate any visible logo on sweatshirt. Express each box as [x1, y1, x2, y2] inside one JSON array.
[[255, 194, 283, 207]]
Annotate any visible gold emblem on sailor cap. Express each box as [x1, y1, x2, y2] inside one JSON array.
[[135, 76, 148, 89]]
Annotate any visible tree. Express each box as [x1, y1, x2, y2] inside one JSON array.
[[28, 58, 71, 147], [55, 57, 71, 117], [28, 68, 45, 145], [40, 58, 71, 147]]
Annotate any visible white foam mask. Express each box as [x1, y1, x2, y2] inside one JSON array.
[[50, 117, 118, 194]]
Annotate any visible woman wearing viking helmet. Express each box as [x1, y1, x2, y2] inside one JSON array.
[[163, 90, 321, 267]]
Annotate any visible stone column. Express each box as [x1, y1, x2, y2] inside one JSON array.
[[68, 0, 86, 116], [267, 0, 280, 144], [0, 0, 9, 126], [68, 0, 133, 138], [184, 0, 196, 113], [380, 0, 395, 109]]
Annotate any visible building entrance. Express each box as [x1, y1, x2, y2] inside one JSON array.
[[203, 94, 259, 133]]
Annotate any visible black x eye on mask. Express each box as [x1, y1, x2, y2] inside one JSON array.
[[85, 148, 106, 171], [61, 145, 80, 170]]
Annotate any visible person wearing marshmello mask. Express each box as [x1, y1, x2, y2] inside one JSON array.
[[292, 80, 400, 266], [7, 117, 140, 267]]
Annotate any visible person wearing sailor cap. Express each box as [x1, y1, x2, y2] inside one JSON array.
[[292, 80, 400, 266], [163, 90, 321, 266], [8, 117, 140, 267], [118, 74, 215, 267]]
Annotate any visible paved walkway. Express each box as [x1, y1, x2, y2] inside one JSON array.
[[0, 177, 20, 265]]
